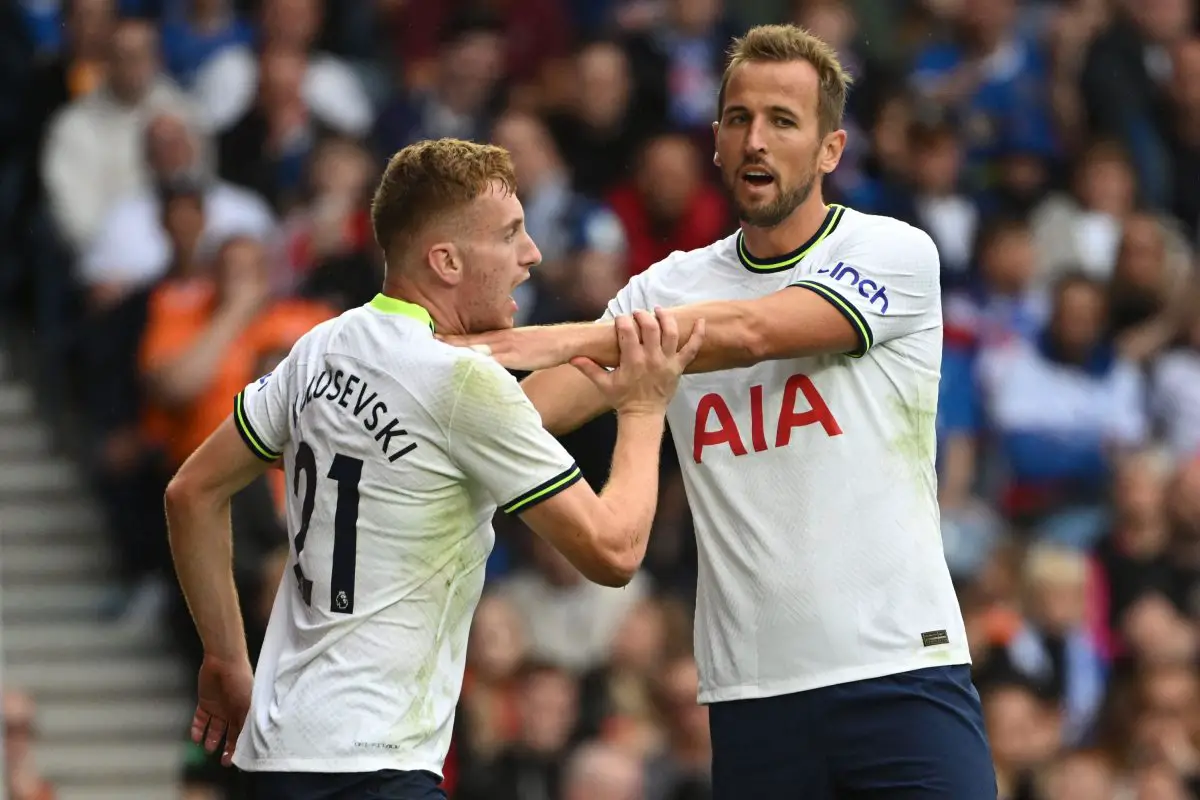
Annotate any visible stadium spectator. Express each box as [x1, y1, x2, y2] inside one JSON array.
[[910, 0, 1057, 183], [1081, 0, 1195, 210], [456, 593, 530, 770], [40, 18, 197, 252], [81, 111, 275, 304], [395, 0, 575, 107], [277, 135, 380, 306], [194, 0, 373, 136], [492, 109, 628, 325], [644, 656, 711, 800], [561, 740, 646, 800], [977, 273, 1147, 542], [545, 39, 651, 199], [216, 46, 334, 212], [1151, 302, 1200, 462], [1030, 140, 1137, 285], [497, 535, 650, 674], [3, 689, 55, 800], [607, 133, 728, 275], [457, 661, 581, 800], [907, 119, 979, 286], [1000, 544, 1107, 747], [159, 0, 255, 87], [373, 12, 507, 156], [138, 235, 333, 471]]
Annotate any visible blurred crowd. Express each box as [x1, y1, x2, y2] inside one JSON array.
[[1, 0, 1200, 798]]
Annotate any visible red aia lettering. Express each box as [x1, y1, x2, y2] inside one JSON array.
[[692, 374, 842, 464]]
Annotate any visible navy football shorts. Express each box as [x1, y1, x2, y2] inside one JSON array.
[[708, 665, 997, 799], [244, 768, 446, 800]]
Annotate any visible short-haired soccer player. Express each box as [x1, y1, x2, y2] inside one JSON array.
[[165, 138, 704, 800], [446, 25, 997, 800]]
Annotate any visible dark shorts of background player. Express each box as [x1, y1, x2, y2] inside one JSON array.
[[242, 768, 446, 800], [708, 664, 997, 800]]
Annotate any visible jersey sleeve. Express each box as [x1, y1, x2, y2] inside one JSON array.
[[233, 352, 296, 462], [790, 224, 940, 357], [448, 356, 582, 514]]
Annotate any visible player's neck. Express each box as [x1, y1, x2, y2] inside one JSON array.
[[739, 193, 831, 260], [379, 279, 466, 335]]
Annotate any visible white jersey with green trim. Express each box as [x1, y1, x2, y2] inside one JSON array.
[[606, 204, 968, 704], [230, 294, 580, 774]]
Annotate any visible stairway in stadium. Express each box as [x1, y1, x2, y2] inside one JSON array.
[[0, 349, 191, 800]]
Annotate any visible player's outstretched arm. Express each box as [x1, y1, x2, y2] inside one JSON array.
[[444, 288, 857, 376], [165, 417, 267, 764], [517, 310, 704, 585]]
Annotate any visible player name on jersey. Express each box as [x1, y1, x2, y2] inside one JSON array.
[[293, 367, 417, 463]]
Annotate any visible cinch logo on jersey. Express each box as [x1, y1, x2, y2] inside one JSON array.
[[816, 262, 889, 314], [293, 368, 417, 462]]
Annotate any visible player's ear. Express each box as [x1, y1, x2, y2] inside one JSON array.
[[427, 242, 464, 286], [818, 129, 847, 175], [712, 121, 722, 167]]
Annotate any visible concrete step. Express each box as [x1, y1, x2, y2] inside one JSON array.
[[57, 787, 180, 800], [0, 458, 80, 495], [0, 421, 52, 457], [0, 499, 105, 537], [6, 655, 188, 699], [0, 582, 113, 621], [3, 620, 162, 659], [0, 540, 110, 581], [0, 382, 34, 417], [36, 740, 184, 784], [36, 697, 192, 739]]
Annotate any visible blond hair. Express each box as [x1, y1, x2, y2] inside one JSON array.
[[719, 24, 852, 135], [371, 138, 517, 258]]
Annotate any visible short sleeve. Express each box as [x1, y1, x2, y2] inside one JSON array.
[[448, 357, 582, 514], [233, 352, 296, 462], [790, 224, 940, 357]]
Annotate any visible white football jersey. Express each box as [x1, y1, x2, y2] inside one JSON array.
[[607, 204, 968, 704], [231, 294, 580, 774]]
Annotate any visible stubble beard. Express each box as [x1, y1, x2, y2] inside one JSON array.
[[731, 169, 817, 229]]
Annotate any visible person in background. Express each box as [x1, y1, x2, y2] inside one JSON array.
[[217, 46, 334, 212], [159, 0, 254, 87], [1000, 544, 1108, 748], [562, 741, 647, 800], [81, 111, 275, 307], [456, 662, 582, 800], [908, 118, 979, 289], [497, 535, 650, 674], [278, 135, 379, 306], [545, 39, 651, 199], [138, 235, 334, 472], [606, 133, 728, 276], [1151, 300, 1200, 463], [976, 272, 1147, 546], [979, 676, 1060, 800], [373, 11, 507, 155], [194, 0, 373, 136], [644, 656, 712, 800], [4, 690, 56, 800], [41, 18, 197, 253]]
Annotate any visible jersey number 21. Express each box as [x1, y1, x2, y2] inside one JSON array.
[[292, 441, 361, 614]]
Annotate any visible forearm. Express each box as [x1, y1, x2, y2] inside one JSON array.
[[563, 303, 761, 374], [149, 310, 252, 405], [166, 488, 249, 662], [521, 365, 611, 436], [594, 411, 666, 569]]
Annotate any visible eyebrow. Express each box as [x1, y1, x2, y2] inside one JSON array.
[[505, 217, 524, 234], [723, 104, 801, 119]]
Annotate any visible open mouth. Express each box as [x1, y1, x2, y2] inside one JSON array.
[[741, 168, 775, 188]]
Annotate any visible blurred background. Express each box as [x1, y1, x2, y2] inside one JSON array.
[[0, 0, 1199, 798]]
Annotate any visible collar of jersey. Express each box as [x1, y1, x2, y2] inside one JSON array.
[[368, 293, 435, 333], [736, 204, 845, 274]]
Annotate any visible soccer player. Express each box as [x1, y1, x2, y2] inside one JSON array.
[[444, 25, 997, 799], [164, 139, 703, 800]]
